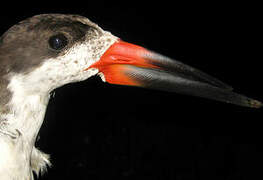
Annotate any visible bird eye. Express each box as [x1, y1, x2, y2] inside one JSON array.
[[48, 34, 68, 51]]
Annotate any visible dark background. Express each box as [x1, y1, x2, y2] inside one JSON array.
[[0, 2, 262, 180]]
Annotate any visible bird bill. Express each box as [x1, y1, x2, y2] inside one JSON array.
[[87, 40, 262, 108]]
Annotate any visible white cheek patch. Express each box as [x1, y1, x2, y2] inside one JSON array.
[[44, 31, 118, 89], [10, 31, 118, 94]]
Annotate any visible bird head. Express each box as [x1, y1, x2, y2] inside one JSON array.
[[0, 14, 118, 94], [0, 14, 261, 108]]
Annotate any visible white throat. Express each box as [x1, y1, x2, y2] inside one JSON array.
[[0, 74, 51, 180], [5, 75, 50, 143]]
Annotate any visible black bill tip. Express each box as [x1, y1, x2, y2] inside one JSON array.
[[247, 99, 262, 108], [124, 65, 262, 108]]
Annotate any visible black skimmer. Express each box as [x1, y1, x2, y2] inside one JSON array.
[[0, 14, 261, 180]]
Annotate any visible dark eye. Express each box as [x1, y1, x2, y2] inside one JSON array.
[[48, 34, 68, 51]]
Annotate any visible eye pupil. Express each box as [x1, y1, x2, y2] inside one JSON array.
[[49, 34, 68, 50]]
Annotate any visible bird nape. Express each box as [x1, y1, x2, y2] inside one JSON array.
[[0, 14, 261, 180]]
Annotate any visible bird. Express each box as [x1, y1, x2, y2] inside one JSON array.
[[0, 14, 261, 180]]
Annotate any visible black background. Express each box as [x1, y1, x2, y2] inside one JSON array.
[[0, 2, 262, 180]]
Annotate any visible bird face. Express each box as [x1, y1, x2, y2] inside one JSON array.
[[0, 14, 118, 94], [0, 14, 261, 108]]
